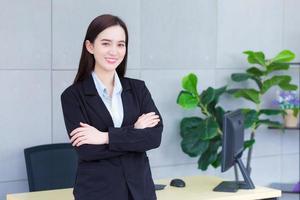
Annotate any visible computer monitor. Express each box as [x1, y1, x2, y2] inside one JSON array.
[[213, 109, 255, 192]]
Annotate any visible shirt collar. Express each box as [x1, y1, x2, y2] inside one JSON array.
[[92, 71, 123, 98]]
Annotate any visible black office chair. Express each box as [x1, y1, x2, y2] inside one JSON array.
[[24, 143, 78, 191]]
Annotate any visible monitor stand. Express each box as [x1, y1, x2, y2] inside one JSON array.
[[213, 158, 255, 192]]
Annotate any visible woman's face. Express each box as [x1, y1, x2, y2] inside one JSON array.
[[86, 25, 126, 72]]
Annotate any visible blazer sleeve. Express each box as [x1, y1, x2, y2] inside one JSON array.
[[108, 81, 163, 152], [61, 87, 127, 161]]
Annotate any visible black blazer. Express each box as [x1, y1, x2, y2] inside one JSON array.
[[61, 74, 163, 200]]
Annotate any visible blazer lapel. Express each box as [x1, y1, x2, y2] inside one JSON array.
[[119, 77, 131, 127], [82, 75, 114, 128], [82, 74, 132, 128]]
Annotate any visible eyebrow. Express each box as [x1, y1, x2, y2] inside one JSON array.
[[100, 39, 126, 43]]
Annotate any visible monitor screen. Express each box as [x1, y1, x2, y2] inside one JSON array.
[[221, 109, 244, 172], [214, 109, 255, 192]]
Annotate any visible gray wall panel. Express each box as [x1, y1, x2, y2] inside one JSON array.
[[282, 131, 299, 154], [125, 69, 140, 79], [217, 0, 283, 68], [0, 0, 51, 68], [251, 127, 282, 157], [141, 0, 217, 68], [251, 156, 281, 186], [0, 71, 51, 181], [52, 70, 77, 143], [281, 154, 299, 183], [283, 0, 300, 62]]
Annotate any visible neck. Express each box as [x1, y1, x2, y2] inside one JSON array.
[[94, 66, 115, 88]]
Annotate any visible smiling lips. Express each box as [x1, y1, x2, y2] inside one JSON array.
[[105, 57, 118, 64]]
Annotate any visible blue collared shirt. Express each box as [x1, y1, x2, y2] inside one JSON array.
[[92, 71, 124, 128]]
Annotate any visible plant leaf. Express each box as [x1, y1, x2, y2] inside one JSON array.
[[278, 81, 298, 91], [246, 67, 265, 76], [180, 117, 203, 138], [182, 73, 198, 95], [233, 69, 264, 89], [198, 150, 216, 171], [243, 139, 255, 150], [261, 75, 291, 94], [177, 91, 199, 109], [214, 106, 225, 129], [244, 51, 266, 66], [232, 89, 260, 104], [231, 73, 251, 82], [259, 109, 285, 116], [181, 137, 209, 157], [266, 63, 289, 73], [270, 50, 295, 63], [200, 87, 215, 105], [198, 137, 221, 170], [207, 86, 227, 113], [256, 119, 283, 129], [226, 88, 241, 94], [293, 109, 299, 117], [211, 152, 222, 168], [198, 117, 219, 140], [241, 109, 259, 129], [214, 86, 227, 98], [249, 76, 263, 90]]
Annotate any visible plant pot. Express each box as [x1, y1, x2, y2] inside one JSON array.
[[283, 109, 299, 128]]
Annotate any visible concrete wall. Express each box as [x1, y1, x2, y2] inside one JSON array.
[[0, 0, 299, 199]]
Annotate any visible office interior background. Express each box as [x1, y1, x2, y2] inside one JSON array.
[[0, 0, 299, 199]]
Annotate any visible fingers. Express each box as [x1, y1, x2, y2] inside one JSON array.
[[70, 131, 86, 143], [147, 115, 160, 121], [72, 135, 88, 147], [135, 112, 161, 129], [70, 127, 88, 136], [143, 112, 156, 117], [138, 112, 154, 118], [69, 123, 98, 146], [145, 119, 160, 127], [142, 114, 160, 123], [76, 140, 88, 147], [139, 112, 159, 120], [80, 122, 90, 127], [70, 122, 91, 136]]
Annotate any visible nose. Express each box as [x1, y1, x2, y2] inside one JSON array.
[[108, 45, 118, 55]]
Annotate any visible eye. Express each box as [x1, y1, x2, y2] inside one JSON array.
[[118, 43, 125, 47], [101, 42, 110, 46]]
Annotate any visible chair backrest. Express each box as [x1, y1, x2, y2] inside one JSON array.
[[24, 143, 78, 192]]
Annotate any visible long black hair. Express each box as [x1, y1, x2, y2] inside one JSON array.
[[74, 14, 129, 83]]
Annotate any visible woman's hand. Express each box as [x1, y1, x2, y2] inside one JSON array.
[[70, 122, 109, 147], [134, 112, 160, 129]]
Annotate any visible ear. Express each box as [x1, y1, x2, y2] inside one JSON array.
[[85, 40, 94, 54]]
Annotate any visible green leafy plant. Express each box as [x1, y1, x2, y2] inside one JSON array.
[[228, 50, 298, 173], [176, 73, 227, 170]]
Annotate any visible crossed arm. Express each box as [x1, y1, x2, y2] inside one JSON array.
[[61, 82, 163, 161], [70, 112, 160, 147]]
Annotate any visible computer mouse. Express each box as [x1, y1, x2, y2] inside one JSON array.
[[170, 178, 186, 187]]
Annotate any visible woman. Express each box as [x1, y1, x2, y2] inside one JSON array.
[[61, 14, 163, 200]]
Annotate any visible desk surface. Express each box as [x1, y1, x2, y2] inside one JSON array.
[[7, 176, 281, 200]]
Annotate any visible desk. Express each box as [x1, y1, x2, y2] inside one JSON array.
[[155, 176, 281, 200], [7, 176, 281, 200]]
